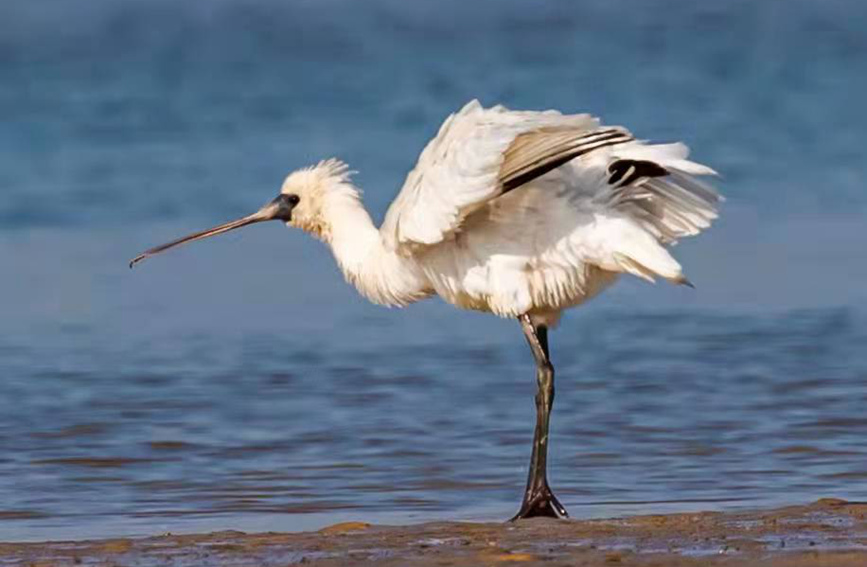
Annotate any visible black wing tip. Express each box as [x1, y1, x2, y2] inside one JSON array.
[[608, 159, 669, 187]]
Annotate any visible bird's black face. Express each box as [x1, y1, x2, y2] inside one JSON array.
[[129, 192, 301, 268], [269, 193, 300, 222]]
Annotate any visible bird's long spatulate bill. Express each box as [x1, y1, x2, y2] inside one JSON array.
[[129, 212, 269, 268]]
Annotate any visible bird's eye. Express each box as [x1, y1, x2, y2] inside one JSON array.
[[286, 194, 300, 206]]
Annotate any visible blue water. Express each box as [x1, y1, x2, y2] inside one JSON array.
[[1, 0, 866, 541]]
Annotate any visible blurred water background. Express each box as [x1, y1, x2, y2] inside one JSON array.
[[1, 0, 866, 541]]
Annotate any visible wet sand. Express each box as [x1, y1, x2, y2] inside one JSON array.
[[3, 499, 866, 566]]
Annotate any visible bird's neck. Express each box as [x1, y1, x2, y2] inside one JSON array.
[[319, 183, 430, 307]]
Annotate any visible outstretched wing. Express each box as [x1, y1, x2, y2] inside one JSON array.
[[381, 99, 632, 250], [381, 100, 720, 262]]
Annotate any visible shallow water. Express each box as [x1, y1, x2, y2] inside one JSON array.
[[1, 0, 866, 542]]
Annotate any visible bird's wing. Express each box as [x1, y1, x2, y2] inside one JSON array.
[[499, 126, 633, 193], [495, 137, 720, 287], [577, 139, 721, 246], [381, 99, 630, 251]]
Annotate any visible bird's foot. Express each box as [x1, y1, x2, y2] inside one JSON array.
[[509, 484, 569, 521]]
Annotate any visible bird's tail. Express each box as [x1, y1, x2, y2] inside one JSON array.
[[592, 217, 688, 285]]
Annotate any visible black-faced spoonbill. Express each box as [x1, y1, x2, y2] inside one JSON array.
[[131, 99, 721, 520]]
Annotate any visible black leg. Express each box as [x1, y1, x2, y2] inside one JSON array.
[[510, 314, 569, 521]]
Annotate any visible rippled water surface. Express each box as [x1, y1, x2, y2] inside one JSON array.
[[1, 0, 866, 541]]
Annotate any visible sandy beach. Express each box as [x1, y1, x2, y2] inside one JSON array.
[[3, 499, 865, 566]]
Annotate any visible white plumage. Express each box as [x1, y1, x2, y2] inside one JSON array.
[[284, 99, 720, 327], [131, 99, 722, 519]]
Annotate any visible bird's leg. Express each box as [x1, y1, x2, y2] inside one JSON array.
[[510, 314, 569, 521]]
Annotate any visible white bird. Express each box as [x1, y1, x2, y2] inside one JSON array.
[[131, 99, 721, 520]]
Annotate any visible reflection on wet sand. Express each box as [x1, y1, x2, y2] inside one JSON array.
[[2, 500, 865, 566]]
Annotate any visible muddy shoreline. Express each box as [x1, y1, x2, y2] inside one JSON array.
[[3, 499, 865, 566]]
